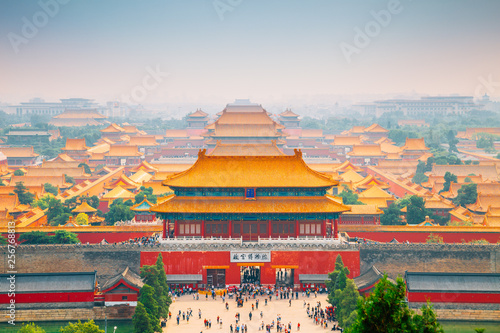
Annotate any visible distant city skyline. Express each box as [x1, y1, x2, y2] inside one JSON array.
[[1, 0, 499, 106]]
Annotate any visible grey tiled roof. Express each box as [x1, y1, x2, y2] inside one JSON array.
[[405, 272, 500, 293], [0, 272, 96, 293]]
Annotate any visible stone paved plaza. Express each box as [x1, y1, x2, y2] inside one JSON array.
[[163, 292, 337, 333]]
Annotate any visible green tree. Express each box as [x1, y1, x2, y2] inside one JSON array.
[[426, 233, 444, 244], [32, 194, 52, 210], [44, 183, 59, 196], [439, 172, 457, 194], [454, 183, 478, 207], [133, 302, 154, 333], [75, 213, 89, 225], [381, 203, 403, 225], [406, 196, 428, 225], [135, 186, 157, 204], [138, 284, 161, 332], [59, 320, 104, 333], [412, 172, 428, 185], [52, 230, 80, 244], [14, 169, 25, 176], [14, 181, 34, 205], [18, 231, 53, 244], [326, 255, 350, 307], [105, 198, 134, 224], [65, 174, 76, 185], [339, 185, 364, 205], [335, 279, 361, 328], [348, 275, 444, 333], [78, 162, 92, 174], [82, 195, 100, 209], [446, 129, 458, 153], [18, 323, 46, 333], [46, 197, 71, 225], [140, 254, 172, 320], [0, 235, 7, 245]]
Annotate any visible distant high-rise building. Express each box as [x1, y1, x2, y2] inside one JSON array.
[[8, 98, 98, 116]]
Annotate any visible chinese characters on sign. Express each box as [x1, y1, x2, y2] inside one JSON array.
[[230, 251, 271, 263]]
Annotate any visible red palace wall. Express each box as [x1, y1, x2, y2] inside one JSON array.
[[4, 231, 157, 244], [408, 291, 500, 304], [0, 292, 94, 304], [141, 250, 360, 286], [343, 230, 500, 244]]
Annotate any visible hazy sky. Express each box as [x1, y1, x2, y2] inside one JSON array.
[[1, 0, 499, 105]]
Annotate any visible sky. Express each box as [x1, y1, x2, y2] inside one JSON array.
[[1, 0, 499, 105]]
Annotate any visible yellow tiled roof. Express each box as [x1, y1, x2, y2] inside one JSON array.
[[152, 194, 350, 214], [340, 169, 365, 183], [359, 185, 394, 199], [348, 144, 386, 157], [402, 138, 429, 151], [331, 136, 362, 146], [101, 123, 125, 133], [364, 123, 388, 133], [129, 135, 158, 146], [129, 169, 153, 184], [102, 186, 135, 200], [105, 145, 143, 157], [162, 149, 337, 188], [72, 201, 97, 213], [62, 138, 89, 151], [343, 204, 383, 215]]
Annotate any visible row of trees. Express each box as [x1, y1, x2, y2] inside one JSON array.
[[18, 320, 103, 332], [18, 230, 80, 244], [326, 255, 445, 332], [133, 254, 172, 333]]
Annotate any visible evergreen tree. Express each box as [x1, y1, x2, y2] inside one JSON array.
[[14, 181, 34, 205], [339, 185, 365, 205], [133, 302, 154, 333], [138, 284, 161, 332], [348, 276, 444, 333], [334, 279, 361, 328], [44, 182, 59, 196], [52, 230, 80, 244], [454, 183, 478, 207], [326, 255, 350, 307], [406, 196, 428, 225], [78, 162, 92, 174], [380, 203, 403, 225], [14, 169, 25, 176], [439, 172, 457, 194], [105, 198, 134, 224]]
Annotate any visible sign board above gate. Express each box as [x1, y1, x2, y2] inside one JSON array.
[[230, 251, 271, 263]]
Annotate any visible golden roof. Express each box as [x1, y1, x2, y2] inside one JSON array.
[[364, 123, 388, 133], [53, 109, 106, 119], [380, 142, 402, 154], [26, 166, 89, 178], [359, 185, 394, 199], [343, 204, 383, 215], [142, 181, 172, 196], [16, 207, 47, 228], [467, 194, 500, 213], [188, 109, 209, 118], [102, 186, 135, 200], [130, 196, 156, 211], [431, 164, 499, 180], [300, 129, 323, 138], [88, 143, 110, 154], [10, 175, 71, 188], [163, 149, 337, 188], [129, 169, 153, 184], [52, 154, 76, 162], [279, 109, 299, 117], [0, 194, 19, 211], [101, 123, 125, 133], [331, 136, 362, 146], [340, 169, 365, 183], [122, 125, 139, 133], [105, 145, 143, 157], [208, 141, 285, 156], [355, 174, 390, 190], [0, 146, 38, 158], [128, 135, 158, 146], [104, 174, 140, 190], [348, 144, 386, 157], [62, 138, 90, 151], [151, 193, 350, 214], [401, 138, 429, 151], [71, 201, 97, 213], [332, 160, 364, 173]]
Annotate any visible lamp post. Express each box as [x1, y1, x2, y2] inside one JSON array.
[[104, 305, 107, 333], [113, 326, 117, 333]]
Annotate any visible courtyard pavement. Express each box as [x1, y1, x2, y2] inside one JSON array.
[[163, 292, 337, 332]]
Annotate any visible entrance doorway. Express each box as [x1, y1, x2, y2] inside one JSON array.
[[207, 269, 225, 288], [240, 266, 261, 285], [276, 268, 294, 287]]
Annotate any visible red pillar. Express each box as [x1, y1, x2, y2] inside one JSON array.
[[162, 219, 167, 239], [174, 220, 178, 237], [295, 220, 300, 237], [334, 218, 338, 239], [201, 220, 205, 238], [228, 220, 232, 238], [323, 219, 327, 237], [268, 220, 272, 238], [361, 216, 365, 225]]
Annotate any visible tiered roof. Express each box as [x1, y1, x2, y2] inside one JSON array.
[[50, 109, 106, 127], [339, 170, 365, 183], [0, 146, 38, 158], [364, 123, 389, 133], [162, 149, 337, 188], [358, 185, 395, 208], [129, 160, 159, 173], [152, 194, 349, 214], [332, 160, 364, 173], [208, 141, 285, 156], [355, 174, 390, 190], [401, 138, 429, 151], [100, 123, 125, 133], [279, 109, 299, 118], [466, 194, 500, 213], [104, 174, 139, 190], [71, 201, 97, 213], [102, 186, 135, 200], [131, 196, 156, 212], [129, 169, 153, 184]]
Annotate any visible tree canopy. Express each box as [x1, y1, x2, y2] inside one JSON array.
[[59, 320, 104, 333], [339, 185, 365, 205], [105, 198, 134, 224], [133, 302, 154, 333], [14, 181, 34, 205], [380, 203, 404, 226], [454, 183, 478, 207], [348, 275, 444, 333], [19, 230, 80, 244]]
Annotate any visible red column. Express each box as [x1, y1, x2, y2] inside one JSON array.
[[201, 220, 205, 238], [268, 220, 272, 238], [162, 219, 167, 239], [174, 220, 178, 237], [228, 220, 232, 238], [295, 220, 300, 237], [361, 216, 365, 225], [323, 219, 327, 237], [334, 218, 338, 239]]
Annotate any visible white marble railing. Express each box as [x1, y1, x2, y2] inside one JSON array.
[[159, 236, 344, 245]]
